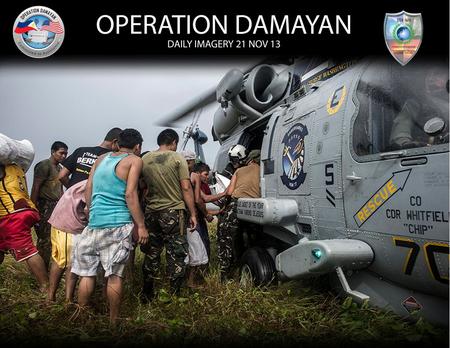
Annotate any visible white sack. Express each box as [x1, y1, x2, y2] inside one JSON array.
[[184, 228, 209, 266], [0, 133, 35, 173]]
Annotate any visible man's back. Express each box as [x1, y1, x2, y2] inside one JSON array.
[[141, 151, 189, 212], [89, 153, 132, 228], [62, 146, 110, 187], [232, 164, 260, 199]]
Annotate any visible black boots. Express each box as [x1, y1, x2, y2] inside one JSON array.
[[140, 279, 154, 304], [169, 277, 184, 296]]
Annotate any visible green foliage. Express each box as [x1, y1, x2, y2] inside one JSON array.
[[0, 222, 447, 347]]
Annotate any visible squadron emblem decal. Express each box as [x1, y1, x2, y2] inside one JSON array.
[[384, 11, 423, 66], [281, 123, 308, 190]]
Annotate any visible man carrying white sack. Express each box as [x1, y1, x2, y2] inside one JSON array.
[[0, 134, 48, 292]]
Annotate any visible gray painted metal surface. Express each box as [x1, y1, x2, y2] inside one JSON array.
[[173, 56, 450, 326]]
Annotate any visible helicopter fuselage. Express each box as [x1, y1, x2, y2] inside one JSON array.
[[212, 57, 449, 325]]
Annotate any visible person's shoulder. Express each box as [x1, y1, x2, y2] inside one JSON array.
[[35, 158, 50, 167], [167, 151, 183, 159], [127, 154, 143, 164], [7, 163, 24, 174], [34, 159, 51, 173], [90, 146, 110, 156], [66, 146, 88, 158], [72, 146, 89, 153], [191, 171, 199, 181], [141, 150, 156, 163], [97, 152, 109, 160], [141, 151, 151, 160], [234, 166, 244, 175]]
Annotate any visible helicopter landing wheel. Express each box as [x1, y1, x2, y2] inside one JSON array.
[[239, 247, 276, 287]]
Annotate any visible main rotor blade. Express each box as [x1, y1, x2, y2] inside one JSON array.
[[157, 58, 279, 127], [156, 57, 291, 127], [156, 86, 216, 126]]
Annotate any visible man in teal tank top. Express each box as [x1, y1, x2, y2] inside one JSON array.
[[71, 129, 149, 325]]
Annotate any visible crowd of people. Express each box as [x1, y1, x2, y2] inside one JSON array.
[[0, 127, 261, 324]]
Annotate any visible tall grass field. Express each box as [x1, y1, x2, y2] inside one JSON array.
[[0, 222, 447, 347]]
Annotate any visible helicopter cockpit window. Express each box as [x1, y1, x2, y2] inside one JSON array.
[[290, 57, 326, 94], [353, 59, 449, 159]]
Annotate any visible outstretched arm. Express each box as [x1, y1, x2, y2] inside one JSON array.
[[225, 174, 237, 197], [200, 190, 225, 203]]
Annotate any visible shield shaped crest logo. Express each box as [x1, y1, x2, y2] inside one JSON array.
[[384, 11, 423, 65]]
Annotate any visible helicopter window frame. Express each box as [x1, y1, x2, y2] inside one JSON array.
[[350, 60, 449, 163], [239, 117, 270, 153]]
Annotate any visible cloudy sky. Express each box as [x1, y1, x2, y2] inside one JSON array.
[[0, 59, 254, 186]]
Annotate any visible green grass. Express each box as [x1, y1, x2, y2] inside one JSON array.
[[0, 223, 447, 348]]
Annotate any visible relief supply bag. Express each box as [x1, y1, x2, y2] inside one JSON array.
[[185, 228, 209, 266], [0, 133, 35, 173]]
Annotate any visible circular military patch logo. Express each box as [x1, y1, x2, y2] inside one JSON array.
[[13, 6, 65, 58], [393, 22, 414, 44], [281, 123, 308, 190]]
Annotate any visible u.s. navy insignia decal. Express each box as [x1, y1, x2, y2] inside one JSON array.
[[281, 123, 308, 190]]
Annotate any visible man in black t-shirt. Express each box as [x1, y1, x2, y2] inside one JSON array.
[[58, 128, 122, 188]]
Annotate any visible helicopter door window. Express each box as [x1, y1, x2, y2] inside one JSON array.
[[352, 59, 449, 160]]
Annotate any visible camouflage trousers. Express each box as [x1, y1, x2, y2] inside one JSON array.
[[141, 209, 188, 292], [36, 199, 57, 269], [217, 199, 244, 278]]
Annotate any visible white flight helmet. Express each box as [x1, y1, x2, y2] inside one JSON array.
[[228, 144, 247, 164]]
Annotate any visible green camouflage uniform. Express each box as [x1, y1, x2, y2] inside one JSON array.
[[36, 199, 57, 269], [141, 209, 188, 293], [33, 158, 62, 269], [217, 198, 244, 279], [140, 150, 191, 298]]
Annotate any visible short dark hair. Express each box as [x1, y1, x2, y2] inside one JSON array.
[[104, 127, 123, 141], [157, 129, 179, 146], [51, 141, 68, 152], [118, 129, 143, 149], [194, 162, 210, 173]]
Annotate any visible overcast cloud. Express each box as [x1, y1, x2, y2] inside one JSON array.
[[0, 59, 253, 187]]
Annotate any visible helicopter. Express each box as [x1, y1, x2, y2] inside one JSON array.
[[160, 55, 449, 326]]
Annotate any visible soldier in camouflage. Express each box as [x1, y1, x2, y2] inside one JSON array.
[[35, 200, 57, 268], [217, 149, 261, 281], [217, 199, 242, 279], [140, 129, 197, 301], [30, 141, 68, 269], [141, 209, 189, 294]]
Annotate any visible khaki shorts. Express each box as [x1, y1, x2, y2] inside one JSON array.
[[51, 226, 72, 269]]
